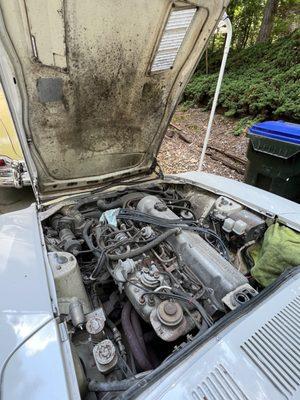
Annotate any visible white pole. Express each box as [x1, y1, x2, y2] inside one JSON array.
[[198, 15, 232, 171]]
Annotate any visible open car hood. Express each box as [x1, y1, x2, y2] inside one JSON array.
[[0, 0, 228, 200]]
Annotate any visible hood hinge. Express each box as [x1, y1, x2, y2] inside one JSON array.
[[31, 178, 42, 209], [151, 158, 165, 180]]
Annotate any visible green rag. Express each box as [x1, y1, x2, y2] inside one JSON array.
[[250, 222, 300, 287]]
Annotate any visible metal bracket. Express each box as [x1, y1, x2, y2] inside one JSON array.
[[58, 321, 69, 342], [152, 158, 165, 180]]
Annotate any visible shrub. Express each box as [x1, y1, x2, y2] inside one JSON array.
[[184, 30, 300, 122]]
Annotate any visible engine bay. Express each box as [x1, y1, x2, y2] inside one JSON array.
[[43, 182, 269, 398]]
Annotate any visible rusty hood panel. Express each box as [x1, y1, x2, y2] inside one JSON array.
[[0, 0, 228, 199]]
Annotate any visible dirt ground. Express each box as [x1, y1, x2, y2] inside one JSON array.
[[158, 107, 249, 181]]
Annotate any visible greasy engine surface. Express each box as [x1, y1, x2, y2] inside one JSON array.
[[43, 183, 265, 397]]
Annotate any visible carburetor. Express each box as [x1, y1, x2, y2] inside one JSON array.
[[111, 258, 198, 342], [112, 258, 166, 321]]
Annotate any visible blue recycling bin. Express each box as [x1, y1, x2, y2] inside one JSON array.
[[245, 121, 300, 202]]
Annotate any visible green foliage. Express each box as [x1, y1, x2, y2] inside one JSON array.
[[213, 0, 300, 53], [184, 30, 300, 122], [273, 0, 300, 40], [227, 0, 265, 49], [233, 116, 263, 136]]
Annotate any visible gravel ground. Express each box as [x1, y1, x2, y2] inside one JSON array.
[[158, 107, 249, 181]]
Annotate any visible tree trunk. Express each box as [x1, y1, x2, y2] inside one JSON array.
[[257, 0, 279, 43]]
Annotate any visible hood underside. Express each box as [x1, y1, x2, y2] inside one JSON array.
[[0, 0, 228, 198]]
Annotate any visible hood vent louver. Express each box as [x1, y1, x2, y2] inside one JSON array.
[[241, 295, 300, 399], [151, 7, 197, 73], [193, 364, 249, 400]]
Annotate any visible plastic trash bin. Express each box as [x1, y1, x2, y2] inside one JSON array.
[[245, 120, 300, 202]]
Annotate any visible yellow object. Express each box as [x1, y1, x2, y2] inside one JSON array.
[[251, 223, 300, 287], [0, 88, 23, 161]]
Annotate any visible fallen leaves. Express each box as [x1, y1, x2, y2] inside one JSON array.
[[158, 107, 249, 181]]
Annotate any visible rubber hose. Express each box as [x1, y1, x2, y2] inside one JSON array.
[[130, 308, 150, 362], [121, 302, 152, 371], [90, 251, 107, 279], [60, 205, 85, 228], [82, 220, 94, 249], [131, 311, 159, 368], [108, 228, 180, 260], [97, 192, 146, 210], [88, 373, 149, 392], [81, 211, 101, 219], [82, 220, 102, 258]]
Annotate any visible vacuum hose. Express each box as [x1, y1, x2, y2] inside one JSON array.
[[108, 228, 180, 261], [121, 301, 153, 371]]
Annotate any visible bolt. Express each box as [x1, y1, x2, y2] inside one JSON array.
[[148, 294, 155, 306]]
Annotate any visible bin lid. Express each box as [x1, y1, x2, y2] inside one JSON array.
[[249, 121, 300, 145]]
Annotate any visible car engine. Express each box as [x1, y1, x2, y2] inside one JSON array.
[[43, 183, 266, 398]]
